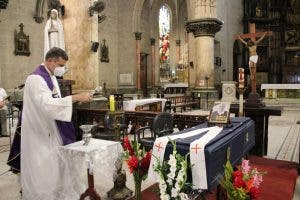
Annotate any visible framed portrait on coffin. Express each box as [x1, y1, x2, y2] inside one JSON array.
[[208, 102, 231, 125]]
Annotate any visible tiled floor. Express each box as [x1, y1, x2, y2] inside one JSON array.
[[0, 105, 299, 200]]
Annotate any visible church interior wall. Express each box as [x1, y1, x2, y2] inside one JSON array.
[[215, 0, 244, 82], [0, 0, 244, 94], [115, 0, 136, 91], [0, 0, 45, 90], [98, 0, 120, 88]]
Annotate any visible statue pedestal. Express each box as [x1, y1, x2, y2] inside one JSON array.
[[221, 81, 237, 103]]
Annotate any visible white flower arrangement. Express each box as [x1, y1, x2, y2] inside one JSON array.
[[154, 141, 190, 200]]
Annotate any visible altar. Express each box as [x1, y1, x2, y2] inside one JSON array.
[[261, 84, 300, 98], [58, 139, 123, 199], [123, 98, 167, 112], [163, 82, 188, 94]]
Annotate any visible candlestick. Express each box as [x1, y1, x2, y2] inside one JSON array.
[[237, 87, 246, 117]]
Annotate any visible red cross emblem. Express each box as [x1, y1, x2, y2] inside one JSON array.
[[191, 144, 201, 154], [155, 142, 164, 152]]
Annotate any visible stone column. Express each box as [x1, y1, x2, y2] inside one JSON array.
[[150, 38, 155, 89], [176, 39, 181, 64], [135, 32, 142, 90], [61, 0, 100, 90], [186, 0, 222, 88]]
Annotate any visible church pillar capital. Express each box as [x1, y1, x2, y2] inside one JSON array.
[[134, 32, 142, 40], [186, 18, 223, 37], [150, 38, 155, 46], [176, 39, 181, 46]]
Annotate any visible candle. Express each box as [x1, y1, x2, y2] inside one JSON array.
[[238, 68, 244, 88], [239, 93, 244, 117]]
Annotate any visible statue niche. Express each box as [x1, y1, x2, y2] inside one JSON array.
[[100, 39, 109, 63], [14, 23, 30, 56]]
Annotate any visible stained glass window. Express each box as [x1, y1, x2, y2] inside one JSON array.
[[159, 5, 171, 82]]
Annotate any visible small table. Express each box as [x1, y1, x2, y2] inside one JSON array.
[[59, 139, 123, 199]]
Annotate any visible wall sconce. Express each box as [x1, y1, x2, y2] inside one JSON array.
[[91, 42, 99, 52], [89, 0, 105, 16], [189, 61, 194, 68], [215, 57, 222, 67]]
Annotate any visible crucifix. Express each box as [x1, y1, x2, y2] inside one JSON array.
[[235, 23, 272, 106]]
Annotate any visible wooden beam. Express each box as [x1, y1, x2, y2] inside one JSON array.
[[235, 31, 273, 39]]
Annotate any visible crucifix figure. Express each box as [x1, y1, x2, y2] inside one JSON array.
[[236, 23, 272, 94]]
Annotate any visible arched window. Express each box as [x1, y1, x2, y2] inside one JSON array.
[[159, 4, 171, 82]]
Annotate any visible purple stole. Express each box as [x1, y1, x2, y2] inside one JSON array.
[[33, 65, 76, 145], [7, 65, 75, 172]]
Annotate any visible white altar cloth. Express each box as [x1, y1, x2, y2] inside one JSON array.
[[58, 139, 123, 199], [123, 98, 167, 111], [261, 84, 300, 90], [163, 83, 188, 90]]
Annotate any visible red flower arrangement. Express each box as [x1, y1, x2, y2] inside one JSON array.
[[221, 159, 265, 200], [122, 137, 151, 200]]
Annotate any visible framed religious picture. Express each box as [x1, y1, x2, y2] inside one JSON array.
[[208, 102, 231, 125]]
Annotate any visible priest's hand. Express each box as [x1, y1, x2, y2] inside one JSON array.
[[0, 100, 4, 109], [72, 92, 92, 103]]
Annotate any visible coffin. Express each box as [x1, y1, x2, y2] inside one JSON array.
[[149, 117, 255, 190]]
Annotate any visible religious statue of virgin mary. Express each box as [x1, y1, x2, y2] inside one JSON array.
[[44, 9, 65, 58]]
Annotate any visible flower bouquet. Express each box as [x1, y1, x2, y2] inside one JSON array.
[[221, 159, 265, 200], [153, 141, 191, 200], [122, 137, 151, 200]]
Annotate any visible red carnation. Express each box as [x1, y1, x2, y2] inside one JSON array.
[[123, 137, 134, 156], [249, 187, 260, 199], [233, 176, 246, 188], [233, 170, 243, 178], [127, 156, 139, 173]]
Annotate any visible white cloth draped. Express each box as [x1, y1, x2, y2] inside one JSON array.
[[123, 98, 167, 111], [249, 55, 258, 63], [58, 139, 123, 199], [21, 73, 73, 200], [147, 126, 223, 189], [190, 126, 223, 189]]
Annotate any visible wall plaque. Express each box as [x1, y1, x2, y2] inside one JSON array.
[[119, 72, 133, 86]]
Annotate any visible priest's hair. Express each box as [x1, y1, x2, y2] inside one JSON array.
[[45, 47, 68, 61]]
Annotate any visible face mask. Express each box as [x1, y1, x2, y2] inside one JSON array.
[[53, 66, 67, 77]]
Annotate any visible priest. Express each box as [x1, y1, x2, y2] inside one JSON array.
[[13, 47, 92, 199]]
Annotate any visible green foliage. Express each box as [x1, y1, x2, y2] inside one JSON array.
[[221, 160, 248, 200]]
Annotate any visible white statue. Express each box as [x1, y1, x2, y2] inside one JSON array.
[[44, 9, 65, 58]]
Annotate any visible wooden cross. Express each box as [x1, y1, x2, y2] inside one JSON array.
[[235, 23, 272, 94], [191, 144, 201, 154], [155, 142, 164, 152]]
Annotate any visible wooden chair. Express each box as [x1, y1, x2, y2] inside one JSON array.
[[135, 112, 173, 150]]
